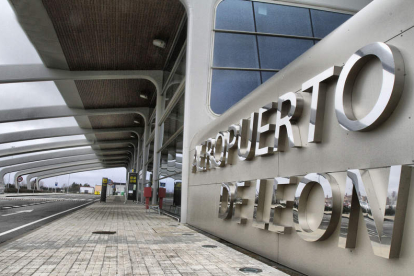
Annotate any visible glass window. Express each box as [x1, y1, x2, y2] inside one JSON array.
[[215, 0, 255, 32], [254, 3, 313, 37], [310, 10, 352, 38], [162, 95, 184, 145], [261, 72, 277, 84], [211, 0, 354, 114], [211, 70, 261, 114], [213, 33, 259, 68], [257, 36, 314, 69], [150, 116, 156, 134], [158, 132, 183, 215], [164, 82, 181, 108]]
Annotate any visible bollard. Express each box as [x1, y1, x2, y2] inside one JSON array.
[[144, 187, 152, 209], [158, 187, 166, 210]]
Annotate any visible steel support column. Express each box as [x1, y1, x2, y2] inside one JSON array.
[[140, 125, 150, 202], [151, 94, 165, 205]]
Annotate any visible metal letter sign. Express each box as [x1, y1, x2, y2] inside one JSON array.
[[335, 42, 405, 131], [192, 42, 404, 173], [339, 166, 411, 259], [274, 92, 303, 152], [218, 181, 250, 224], [302, 66, 342, 143], [204, 42, 410, 259], [252, 177, 297, 234], [293, 173, 341, 242]]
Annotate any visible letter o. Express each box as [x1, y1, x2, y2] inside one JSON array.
[[213, 132, 227, 167], [335, 42, 405, 131], [293, 173, 340, 242]]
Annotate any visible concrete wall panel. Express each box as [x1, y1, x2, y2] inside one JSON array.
[[184, 0, 414, 274]]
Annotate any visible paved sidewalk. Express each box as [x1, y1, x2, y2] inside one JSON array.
[[0, 197, 287, 276]]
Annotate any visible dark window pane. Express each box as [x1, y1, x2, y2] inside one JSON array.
[[213, 33, 259, 68], [257, 36, 314, 69], [310, 10, 352, 38], [211, 70, 261, 114], [163, 94, 185, 145], [216, 0, 255, 31], [261, 71, 277, 83], [254, 3, 312, 37]]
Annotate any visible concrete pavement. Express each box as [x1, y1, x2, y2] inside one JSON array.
[[0, 196, 288, 276]]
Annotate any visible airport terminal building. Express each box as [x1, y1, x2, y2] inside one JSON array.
[[1, 0, 414, 275]]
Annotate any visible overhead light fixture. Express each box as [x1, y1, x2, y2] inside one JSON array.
[[130, 135, 135, 138], [153, 39, 166, 49], [134, 120, 140, 124], [139, 92, 148, 99]]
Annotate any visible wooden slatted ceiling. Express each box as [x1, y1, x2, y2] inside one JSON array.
[[94, 144, 131, 150], [94, 133, 133, 141], [75, 79, 156, 109], [41, 0, 185, 143], [42, 0, 185, 71], [88, 114, 144, 129]]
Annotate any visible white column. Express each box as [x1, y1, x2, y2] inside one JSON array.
[[179, 0, 216, 222], [140, 124, 150, 202], [135, 137, 141, 202], [151, 95, 165, 205]]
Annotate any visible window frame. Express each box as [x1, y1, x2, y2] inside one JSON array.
[[208, 0, 355, 116]]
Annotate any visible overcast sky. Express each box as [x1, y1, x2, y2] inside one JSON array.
[[0, 1, 127, 187]]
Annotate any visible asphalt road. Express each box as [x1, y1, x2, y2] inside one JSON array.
[[0, 194, 99, 244], [0, 199, 50, 209]]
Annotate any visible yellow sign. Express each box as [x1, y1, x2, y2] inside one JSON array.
[[129, 173, 137, 184]]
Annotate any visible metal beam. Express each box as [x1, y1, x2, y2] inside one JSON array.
[[0, 148, 131, 168], [0, 106, 150, 124], [4, 154, 125, 188], [0, 64, 162, 88], [1, 154, 127, 185], [16, 160, 128, 186], [0, 139, 136, 158], [0, 126, 142, 145]]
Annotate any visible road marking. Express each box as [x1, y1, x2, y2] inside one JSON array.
[[2, 210, 33, 217], [0, 201, 94, 237]]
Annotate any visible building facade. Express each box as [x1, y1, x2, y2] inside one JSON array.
[[2, 0, 414, 275]]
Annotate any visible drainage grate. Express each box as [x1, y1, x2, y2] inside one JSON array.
[[239, 267, 263, 273], [202, 245, 217, 248], [92, 231, 116, 235], [182, 233, 194, 236]]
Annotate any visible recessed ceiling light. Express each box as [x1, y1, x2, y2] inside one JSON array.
[[153, 39, 166, 49], [130, 135, 135, 138], [139, 92, 148, 99], [134, 120, 140, 124]]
